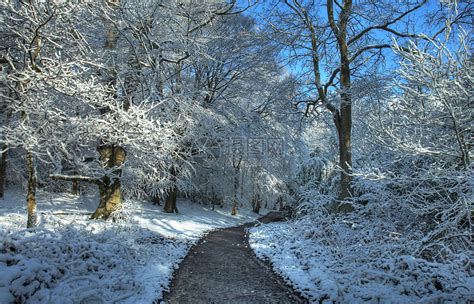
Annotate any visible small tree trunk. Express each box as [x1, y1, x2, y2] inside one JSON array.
[[91, 144, 126, 219], [231, 166, 239, 216], [152, 195, 161, 206], [0, 144, 7, 198], [277, 196, 284, 210], [71, 180, 79, 195], [164, 166, 179, 213], [26, 150, 37, 228], [252, 194, 261, 214], [164, 186, 178, 213]]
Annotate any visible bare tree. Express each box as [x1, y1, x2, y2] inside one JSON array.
[[269, 0, 433, 205]]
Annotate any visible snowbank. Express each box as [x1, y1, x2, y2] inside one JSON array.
[[0, 190, 259, 303], [249, 203, 474, 303]]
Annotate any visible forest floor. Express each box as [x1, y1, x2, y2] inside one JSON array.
[[162, 212, 307, 304], [0, 190, 264, 303]]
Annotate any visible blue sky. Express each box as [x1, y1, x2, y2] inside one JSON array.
[[235, 0, 465, 86]]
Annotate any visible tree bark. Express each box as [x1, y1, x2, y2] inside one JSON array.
[[164, 186, 178, 213], [26, 150, 37, 228], [334, 105, 353, 202], [231, 165, 239, 216], [91, 177, 122, 219], [90, 144, 126, 219], [0, 145, 7, 198], [164, 167, 178, 213]]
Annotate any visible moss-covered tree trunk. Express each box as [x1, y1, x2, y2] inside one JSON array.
[[90, 144, 126, 219], [26, 150, 37, 228], [91, 177, 122, 219]]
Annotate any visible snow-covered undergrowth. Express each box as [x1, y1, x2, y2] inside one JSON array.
[[250, 197, 473, 303], [0, 190, 259, 303]]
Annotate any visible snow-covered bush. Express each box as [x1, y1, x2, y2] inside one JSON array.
[[296, 151, 338, 196], [355, 30, 473, 259], [0, 217, 191, 303], [250, 197, 473, 302]]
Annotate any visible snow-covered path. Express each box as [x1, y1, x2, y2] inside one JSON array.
[[163, 213, 306, 304]]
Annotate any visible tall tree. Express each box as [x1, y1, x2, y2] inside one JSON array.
[[0, 1, 86, 227], [269, 0, 430, 204]]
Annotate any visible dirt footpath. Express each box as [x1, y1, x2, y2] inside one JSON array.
[[162, 212, 307, 304]]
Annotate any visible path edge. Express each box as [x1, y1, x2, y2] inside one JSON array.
[[157, 212, 309, 303]]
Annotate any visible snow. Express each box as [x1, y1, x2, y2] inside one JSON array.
[[0, 190, 260, 303], [249, 207, 474, 303]]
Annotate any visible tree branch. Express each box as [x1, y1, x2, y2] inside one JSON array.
[[327, 0, 339, 37], [348, 0, 428, 45], [50, 174, 102, 185], [350, 44, 413, 62], [189, 1, 256, 33]]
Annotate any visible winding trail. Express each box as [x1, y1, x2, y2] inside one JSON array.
[[162, 212, 306, 304]]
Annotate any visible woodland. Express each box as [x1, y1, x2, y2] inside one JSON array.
[[0, 0, 472, 303]]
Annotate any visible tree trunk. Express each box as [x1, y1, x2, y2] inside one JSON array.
[[252, 194, 261, 214], [91, 177, 122, 219], [211, 189, 216, 211], [337, 31, 353, 202], [164, 166, 179, 213], [327, 0, 354, 204], [91, 144, 126, 219], [231, 166, 239, 216], [152, 195, 161, 206], [0, 145, 7, 198], [71, 180, 79, 195], [26, 150, 37, 228], [276, 196, 284, 210], [164, 186, 178, 213], [334, 109, 353, 202]]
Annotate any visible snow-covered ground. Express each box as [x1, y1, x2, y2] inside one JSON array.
[[249, 211, 474, 303], [0, 190, 261, 303]]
